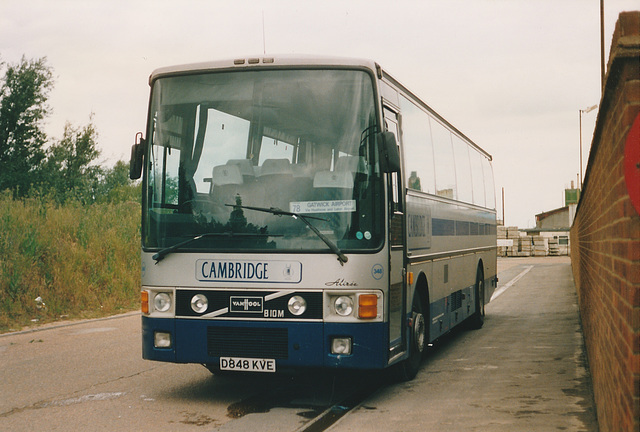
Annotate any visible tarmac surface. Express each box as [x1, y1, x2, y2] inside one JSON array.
[[326, 256, 598, 431], [0, 256, 599, 431]]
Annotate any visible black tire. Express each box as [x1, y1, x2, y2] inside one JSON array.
[[467, 266, 485, 330], [395, 293, 427, 381]]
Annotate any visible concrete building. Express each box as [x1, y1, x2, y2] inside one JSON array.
[[517, 188, 578, 256], [523, 201, 576, 256]]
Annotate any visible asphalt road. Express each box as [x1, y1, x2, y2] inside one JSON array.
[[0, 256, 597, 431], [331, 256, 598, 431]]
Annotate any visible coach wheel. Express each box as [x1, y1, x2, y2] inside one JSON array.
[[396, 294, 426, 381], [468, 266, 485, 330]]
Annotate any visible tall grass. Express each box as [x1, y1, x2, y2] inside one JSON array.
[[0, 191, 141, 332]]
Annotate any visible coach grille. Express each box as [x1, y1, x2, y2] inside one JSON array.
[[207, 327, 289, 359]]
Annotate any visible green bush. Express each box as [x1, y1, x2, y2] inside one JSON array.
[[0, 191, 141, 332]]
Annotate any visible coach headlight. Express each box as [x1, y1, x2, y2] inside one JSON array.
[[288, 296, 307, 316], [191, 294, 208, 314], [153, 292, 171, 313], [334, 296, 354, 316], [331, 337, 352, 355]]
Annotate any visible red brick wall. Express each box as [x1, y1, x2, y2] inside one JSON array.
[[571, 11, 640, 432]]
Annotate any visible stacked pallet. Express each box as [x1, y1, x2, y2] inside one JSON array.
[[548, 238, 560, 256], [497, 226, 508, 256], [532, 236, 549, 256], [519, 236, 533, 256], [507, 226, 519, 240], [506, 227, 524, 257]]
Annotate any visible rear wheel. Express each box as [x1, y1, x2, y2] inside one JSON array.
[[467, 266, 485, 330], [395, 293, 427, 381]]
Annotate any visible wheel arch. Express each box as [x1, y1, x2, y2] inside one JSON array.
[[476, 258, 485, 303], [413, 271, 430, 338], [476, 257, 485, 275], [413, 271, 429, 312]]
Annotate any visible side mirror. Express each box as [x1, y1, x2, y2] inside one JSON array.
[[378, 131, 401, 173], [129, 132, 146, 180]]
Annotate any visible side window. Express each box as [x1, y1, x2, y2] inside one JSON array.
[[384, 108, 402, 211], [193, 107, 250, 193], [482, 157, 496, 209], [385, 107, 403, 247], [150, 143, 181, 206], [399, 95, 436, 194], [452, 135, 473, 204], [469, 149, 486, 207], [149, 111, 182, 206], [258, 136, 295, 165], [430, 117, 457, 199]]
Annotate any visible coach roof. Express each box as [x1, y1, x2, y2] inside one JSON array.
[[148, 55, 380, 85]]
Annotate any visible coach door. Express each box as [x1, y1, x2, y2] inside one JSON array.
[[384, 107, 408, 361]]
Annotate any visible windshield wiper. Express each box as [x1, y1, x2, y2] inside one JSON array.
[[226, 204, 348, 266], [152, 232, 278, 264]]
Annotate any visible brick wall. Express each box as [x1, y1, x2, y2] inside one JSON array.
[[571, 11, 640, 432]]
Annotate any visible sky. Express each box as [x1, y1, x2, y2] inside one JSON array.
[[0, 0, 637, 228]]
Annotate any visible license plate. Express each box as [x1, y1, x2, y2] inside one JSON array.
[[219, 357, 276, 373]]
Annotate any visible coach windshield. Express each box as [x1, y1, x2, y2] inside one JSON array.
[[143, 68, 384, 255]]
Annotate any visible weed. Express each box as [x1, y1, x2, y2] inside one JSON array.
[[0, 193, 141, 332]]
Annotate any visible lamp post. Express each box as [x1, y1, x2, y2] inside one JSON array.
[[579, 104, 598, 187]]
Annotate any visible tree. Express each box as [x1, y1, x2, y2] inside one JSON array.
[[95, 160, 140, 203], [101, 159, 131, 192], [0, 56, 54, 197], [41, 118, 102, 203]]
